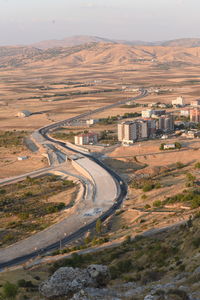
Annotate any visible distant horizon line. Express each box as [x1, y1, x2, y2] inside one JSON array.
[[1, 34, 200, 48]]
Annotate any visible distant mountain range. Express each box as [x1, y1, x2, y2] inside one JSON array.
[[31, 35, 200, 49], [1, 42, 200, 69]]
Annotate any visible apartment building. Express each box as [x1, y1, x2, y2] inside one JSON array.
[[118, 120, 149, 143], [191, 99, 200, 107], [142, 109, 166, 118], [157, 115, 174, 132], [74, 132, 98, 145], [172, 96, 185, 107], [190, 108, 200, 123]]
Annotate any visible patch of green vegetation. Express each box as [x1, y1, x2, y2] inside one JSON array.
[[164, 189, 200, 208], [194, 162, 200, 169], [153, 200, 162, 208], [0, 130, 27, 148], [130, 178, 161, 192], [0, 175, 75, 247], [52, 131, 79, 142], [99, 112, 141, 125]]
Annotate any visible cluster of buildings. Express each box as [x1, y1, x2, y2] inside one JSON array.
[[118, 111, 174, 144], [179, 99, 200, 123], [73, 97, 200, 147]]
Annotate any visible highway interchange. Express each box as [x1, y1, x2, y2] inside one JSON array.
[[0, 89, 148, 270]]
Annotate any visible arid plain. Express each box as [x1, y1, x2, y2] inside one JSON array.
[[1, 42, 200, 177], [0, 40, 200, 299]]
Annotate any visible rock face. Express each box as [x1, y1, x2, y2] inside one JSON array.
[[144, 288, 190, 300], [39, 264, 110, 298]]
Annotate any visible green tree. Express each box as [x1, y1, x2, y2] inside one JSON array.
[[3, 282, 18, 299], [160, 143, 165, 150], [96, 218, 102, 234], [142, 183, 154, 192], [195, 162, 200, 169], [186, 173, 196, 183], [175, 142, 182, 150], [176, 162, 184, 169]]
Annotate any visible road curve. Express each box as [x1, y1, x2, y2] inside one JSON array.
[[0, 89, 148, 270]]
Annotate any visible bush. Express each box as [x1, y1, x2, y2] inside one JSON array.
[[195, 162, 200, 169], [141, 270, 164, 284], [142, 183, 154, 192], [155, 183, 161, 189], [3, 282, 18, 299], [176, 162, 184, 169], [153, 200, 162, 208], [144, 204, 151, 209], [95, 218, 102, 234], [3, 233, 15, 243], [17, 279, 34, 288]]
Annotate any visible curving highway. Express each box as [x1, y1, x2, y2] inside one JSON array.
[[0, 89, 148, 270]]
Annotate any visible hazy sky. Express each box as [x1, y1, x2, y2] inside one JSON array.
[[0, 0, 200, 45]]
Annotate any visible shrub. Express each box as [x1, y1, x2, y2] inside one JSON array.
[[3, 282, 18, 299], [194, 162, 200, 169], [176, 162, 184, 169], [18, 212, 29, 221], [141, 270, 164, 284], [155, 182, 161, 189], [192, 237, 200, 248], [3, 233, 15, 243], [186, 173, 196, 182], [142, 183, 154, 192], [17, 279, 34, 288], [144, 204, 151, 209], [95, 218, 102, 234], [153, 200, 162, 208]]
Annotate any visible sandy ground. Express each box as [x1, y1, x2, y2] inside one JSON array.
[[105, 137, 200, 240], [0, 146, 47, 179], [109, 138, 200, 167]]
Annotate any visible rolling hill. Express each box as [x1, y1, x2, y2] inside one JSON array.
[[31, 35, 200, 49], [1, 42, 200, 69]]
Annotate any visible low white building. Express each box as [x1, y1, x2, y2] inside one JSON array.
[[163, 144, 176, 150], [172, 97, 185, 107], [191, 99, 200, 107], [180, 109, 190, 117], [74, 132, 98, 145], [86, 119, 99, 125], [142, 109, 166, 118], [18, 156, 28, 161], [142, 110, 154, 118], [17, 110, 31, 118]]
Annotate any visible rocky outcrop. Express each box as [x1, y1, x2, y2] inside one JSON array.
[[39, 264, 110, 298], [39, 264, 199, 300], [144, 288, 190, 300]]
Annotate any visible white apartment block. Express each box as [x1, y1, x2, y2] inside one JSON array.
[[118, 120, 148, 143], [172, 96, 185, 106], [142, 109, 166, 118], [191, 99, 200, 107], [180, 109, 190, 117], [74, 133, 98, 145]]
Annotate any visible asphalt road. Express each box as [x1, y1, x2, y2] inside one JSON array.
[[0, 89, 148, 270]]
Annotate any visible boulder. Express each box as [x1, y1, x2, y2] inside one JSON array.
[[87, 264, 111, 287], [71, 288, 121, 300], [39, 265, 110, 298]]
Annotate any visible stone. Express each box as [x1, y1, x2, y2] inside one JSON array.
[[39, 265, 110, 298], [87, 264, 111, 287], [71, 288, 122, 300]]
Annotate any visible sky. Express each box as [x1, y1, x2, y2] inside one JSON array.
[[0, 0, 200, 45]]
